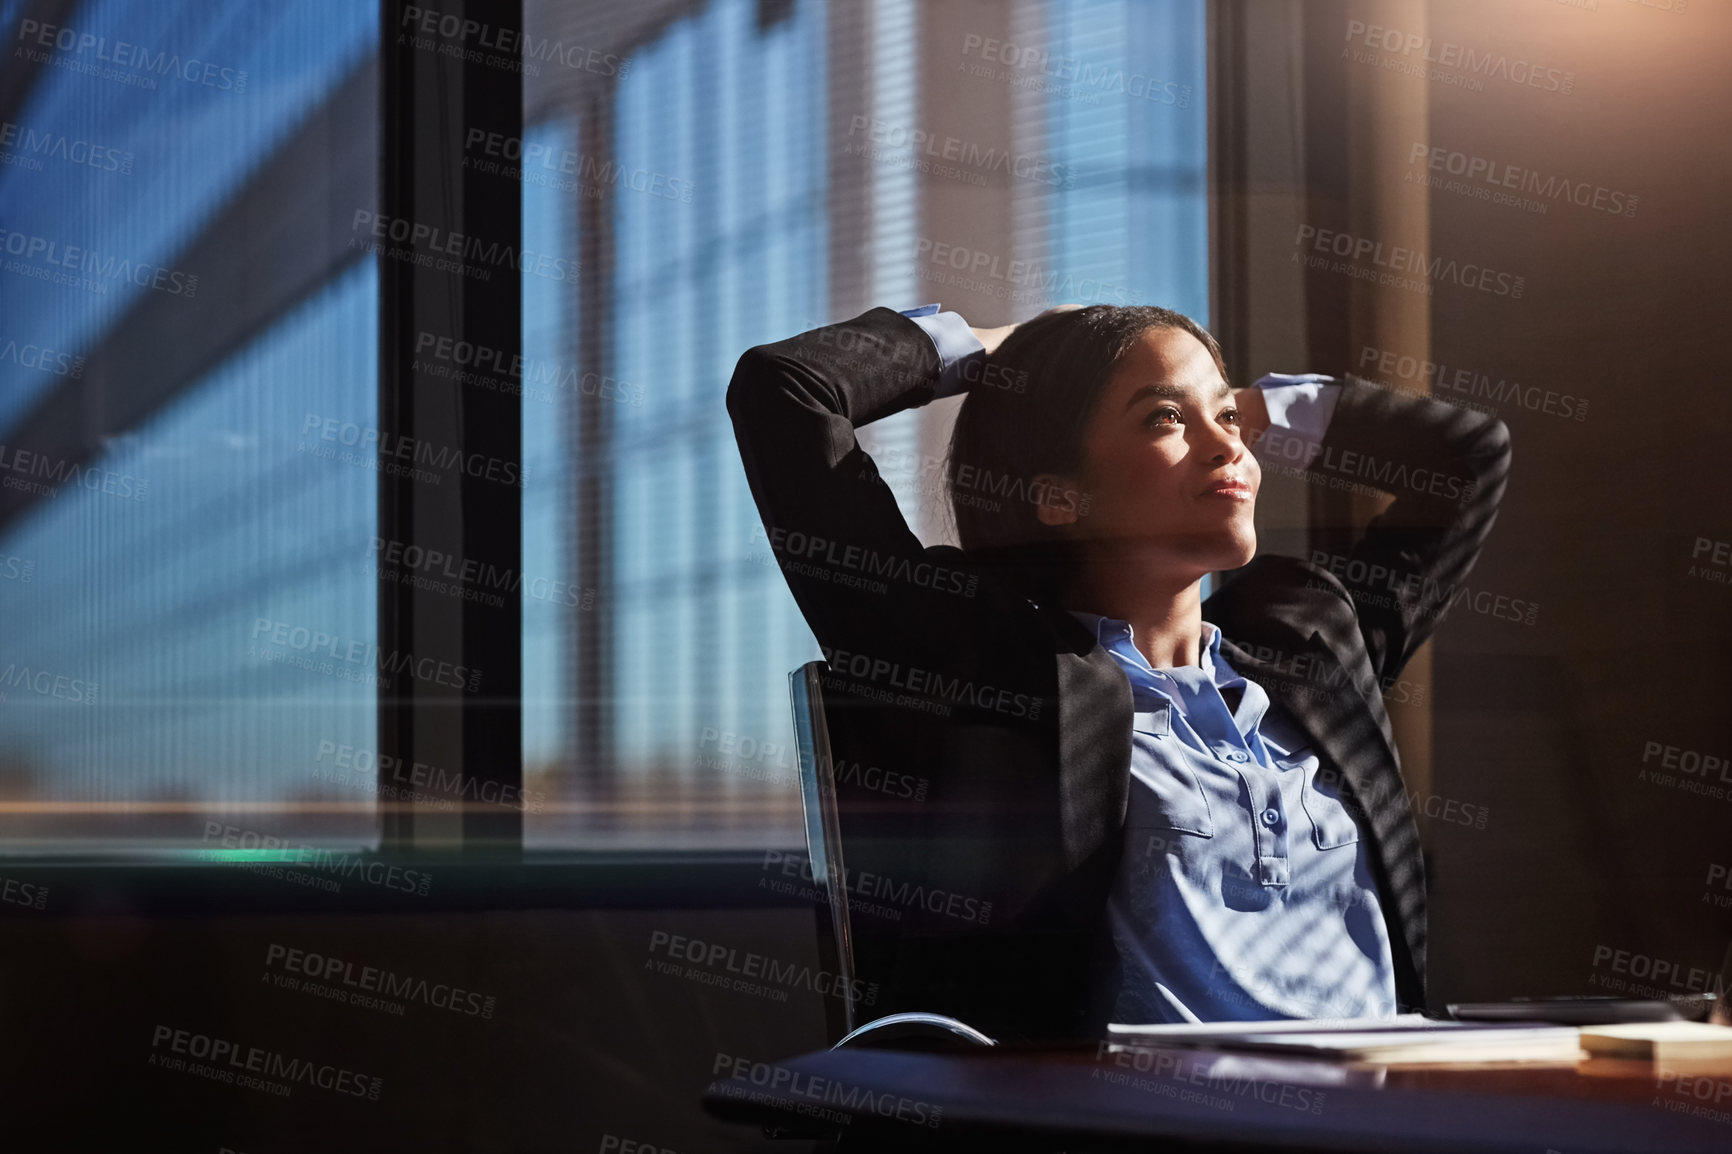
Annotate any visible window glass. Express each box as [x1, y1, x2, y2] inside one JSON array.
[[0, 1, 380, 853]]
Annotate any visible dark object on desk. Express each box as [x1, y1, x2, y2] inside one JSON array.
[[1448, 995, 1716, 1025]]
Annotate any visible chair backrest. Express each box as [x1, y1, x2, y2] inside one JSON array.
[[787, 661, 1001, 1052], [788, 660, 856, 1043]]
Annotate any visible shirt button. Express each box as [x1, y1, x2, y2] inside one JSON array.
[[1261, 808, 1281, 827], [1227, 749, 1249, 763]]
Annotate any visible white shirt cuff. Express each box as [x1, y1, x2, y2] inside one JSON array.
[[1252, 373, 1340, 470], [899, 303, 986, 399]]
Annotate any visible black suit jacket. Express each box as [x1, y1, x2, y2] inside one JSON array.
[[727, 306, 1510, 1041]]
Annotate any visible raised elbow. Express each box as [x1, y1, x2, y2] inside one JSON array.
[[725, 345, 777, 422]]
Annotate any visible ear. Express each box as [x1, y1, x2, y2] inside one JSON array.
[[1032, 473, 1085, 527]]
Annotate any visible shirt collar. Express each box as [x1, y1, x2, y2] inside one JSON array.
[[1066, 610, 1238, 688]]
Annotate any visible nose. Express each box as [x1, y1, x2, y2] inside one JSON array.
[[1195, 412, 1245, 464]]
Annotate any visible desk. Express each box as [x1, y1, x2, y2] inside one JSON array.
[[701, 1038, 1732, 1152]]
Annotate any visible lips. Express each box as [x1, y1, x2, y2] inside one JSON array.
[[1200, 477, 1253, 499]]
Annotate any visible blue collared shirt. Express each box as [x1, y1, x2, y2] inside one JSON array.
[[1070, 614, 1397, 1023], [898, 303, 1392, 1022]]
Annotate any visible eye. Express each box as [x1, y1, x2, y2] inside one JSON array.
[[1143, 405, 1182, 428], [1220, 406, 1241, 426]]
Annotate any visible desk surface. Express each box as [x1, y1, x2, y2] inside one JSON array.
[[701, 1038, 1732, 1152]]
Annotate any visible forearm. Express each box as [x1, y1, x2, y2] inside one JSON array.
[[1260, 375, 1512, 679], [1319, 376, 1510, 508], [727, 307, 946, 435]]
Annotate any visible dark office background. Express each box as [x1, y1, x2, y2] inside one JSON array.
[[0, 0, 1725, 1150]]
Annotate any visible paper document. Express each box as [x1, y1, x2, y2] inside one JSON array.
[[1109, 1017, 1586, 1064], [1108, 1013, 1434, 1041]]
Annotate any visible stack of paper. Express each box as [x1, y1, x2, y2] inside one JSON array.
[[1108, 1016, 1585, 1064], [1109, 1013, 1433, 1041]]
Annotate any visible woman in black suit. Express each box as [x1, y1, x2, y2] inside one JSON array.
[[727, 303, 1509, 1040]]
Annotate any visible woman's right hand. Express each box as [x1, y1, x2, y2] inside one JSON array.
[[970, 303, 1084, 355], [968, 323, 1018, 355]]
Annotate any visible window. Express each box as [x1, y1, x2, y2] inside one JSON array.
[[0, 1, 379, 853], [0, 0, 1208, 857], [521, 0, 1208, 849]]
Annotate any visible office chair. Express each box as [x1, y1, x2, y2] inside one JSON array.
[[788, 661, 996, 1052]]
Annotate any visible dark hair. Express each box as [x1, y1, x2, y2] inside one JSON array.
[[946, 305, 1228, 604]]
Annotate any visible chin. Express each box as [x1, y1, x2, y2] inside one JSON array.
[[1207, 530, 1258, 572]]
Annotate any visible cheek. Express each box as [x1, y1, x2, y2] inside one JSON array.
[[1091, 445, 1187, 523]]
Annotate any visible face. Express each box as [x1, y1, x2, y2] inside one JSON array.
[[1036, 325, 1259, 584]]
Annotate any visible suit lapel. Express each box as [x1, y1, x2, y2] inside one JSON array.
[[1045, 607, 1135, 873]]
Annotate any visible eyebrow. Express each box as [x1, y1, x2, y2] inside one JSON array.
[[1121, 380, 1232, 414]]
